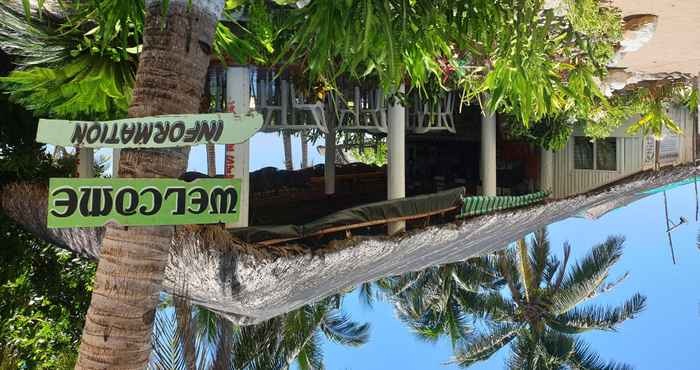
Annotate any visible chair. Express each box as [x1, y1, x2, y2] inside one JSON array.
[[290, 83, 329, 133], [255, 69, 285, 132], [414, 92, 457, 134], [337, 86, 388, 133]]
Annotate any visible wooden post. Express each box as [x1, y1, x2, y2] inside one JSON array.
[[481, 94, 497, 196], [77, 147, 94, 178], [387, 84, 406, 235], [112, 149, 120, 178], [225, 66, 250, 227], [206, 144, 216, 176]]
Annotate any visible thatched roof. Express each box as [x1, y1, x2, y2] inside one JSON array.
[[3, 164, 698, 324]]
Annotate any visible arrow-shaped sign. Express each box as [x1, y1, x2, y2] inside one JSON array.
[[36, 112, 262, 148]]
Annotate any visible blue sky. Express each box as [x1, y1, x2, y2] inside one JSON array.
[[320, 181, 700, 369], [187, 132, 325, 173], [89, 132, 325, 175]]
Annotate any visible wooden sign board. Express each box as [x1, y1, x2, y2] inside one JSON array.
[[47, 178, 240, 228], [36, 112, 262, 148]]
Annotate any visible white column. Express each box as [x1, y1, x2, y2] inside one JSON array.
[[225, 66, 250, 228], [112, 149, 120, 178], [388, 84, 406, 235], [325, 96, 336, 195], [77, 147, 94, 178], [480, 94, 497, 196], [540, 148, 553, 194]]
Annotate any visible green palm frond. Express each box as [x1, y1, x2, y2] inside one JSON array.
[[516, 238, 536, 303], [451, 257, 504, 292], [451, 324, 520, 367], [277, 0, 456, 92], [506, 335, 537, 370], [551, 236, 625, 314], [548, 293, 646, 333], [1, 55, 134, 120], [497, 248, 524, 303], [150, 307, 188, 370], [320, 309, 370, 347], [552, 242, 571, 291], [1, 0, 139, 120], [393, 285, 470, 344], [624, 86, 686, 138], [393, 293, 444, 343], [213, 19, 265, 65], [295, 330, 324, 370], [457, 291, 517, 323], [70, 0, 144, 50], [567, 337, 633, 370], [0, 3, 71, 68], [357, 281, 375, 308], [537, 329, 577, 367], [530, 229, 552, 289], [683, 86, 698, 113]]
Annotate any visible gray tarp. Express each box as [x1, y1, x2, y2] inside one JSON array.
[[229, 187, 466, 243]]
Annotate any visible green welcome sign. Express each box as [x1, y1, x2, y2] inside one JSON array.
[[47, 178, 241, 228], [36, 112, 262, 148]]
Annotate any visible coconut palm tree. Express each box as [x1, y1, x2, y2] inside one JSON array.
[[0, 1, 285, 367], [150, 294, 369, 370], [70, 1, 224, 367], [386, 257, 503, 347], [452, 229, 646, 369], [1, 0, 232, 367]]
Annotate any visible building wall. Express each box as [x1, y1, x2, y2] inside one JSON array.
[[670, 106, 695, 163], [551, 105, 695, 198]]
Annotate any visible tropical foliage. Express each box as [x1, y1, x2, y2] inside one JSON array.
[[0, 2, 138, 120], [0, 0, 266, 120], [453, 231, 645, 368], [351, 142, 387, 167], [4, 0, 692, 148], [0, 226, 95, 369], [150, 294, 369, 370], [0, 66, 95, 368], [360, 229, 646, 369]]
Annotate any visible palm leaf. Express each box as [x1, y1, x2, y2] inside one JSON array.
[[320, 309, 369, 347], [357, 281, 375, 308], [548, 293, 646, 333], [457, 290, 516, 323], [530, 228, 552, 289], [150, 307, 187, 370], [0, 3, 72, 67], [551, 236, 625, 314], [516, 238, 536, 303], [567, 338, 633, 370], [451, 324, 520, 367]]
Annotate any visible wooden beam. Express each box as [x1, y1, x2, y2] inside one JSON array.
[[258, 206, 459, 246]]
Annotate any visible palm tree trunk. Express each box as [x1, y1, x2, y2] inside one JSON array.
[[300, 133, 309, 168], [202, 67, 217, 177], [283, 131, 293, 170], [74, 1, 223, 368]]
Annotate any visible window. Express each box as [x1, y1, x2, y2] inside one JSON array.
[[596, 138, 617, 171], [574, 137, 617, 171]]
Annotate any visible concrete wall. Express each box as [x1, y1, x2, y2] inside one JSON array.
[[551, 105, 694, 198]]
